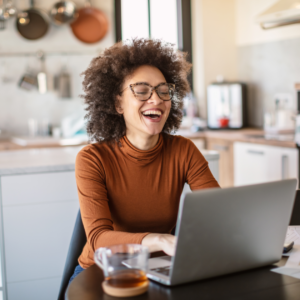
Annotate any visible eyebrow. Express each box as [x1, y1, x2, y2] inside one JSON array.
[[134, 81, 167, 86]]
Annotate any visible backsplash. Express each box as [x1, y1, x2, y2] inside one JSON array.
[[237, 37, 300, 127], [0, 0, 114, 136]]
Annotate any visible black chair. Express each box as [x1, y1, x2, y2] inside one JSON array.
[[290, 189, 300, 225], [57, 210, 87, 300]]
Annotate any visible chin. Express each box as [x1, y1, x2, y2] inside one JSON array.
[[145, 127, 163, 136]]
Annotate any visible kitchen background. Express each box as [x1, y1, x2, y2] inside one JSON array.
[[1, 1, 300, 299], [1, 0, 300, 134], [193, 0, 300, 127], [0, 0, 114, 136]]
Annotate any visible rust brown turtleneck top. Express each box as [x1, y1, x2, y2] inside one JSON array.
[[75, 133, 220, 268]]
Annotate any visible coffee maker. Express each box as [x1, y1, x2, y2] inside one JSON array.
[[207, 82, 247, 129]]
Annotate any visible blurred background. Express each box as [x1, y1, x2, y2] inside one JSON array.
[[1, 0, 300, 188], [1, 1, 300, 299]]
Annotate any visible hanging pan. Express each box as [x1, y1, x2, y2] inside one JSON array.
[[49, 0, 78, 26], [70, 0, 108, 44], [16, 0, 49, 40]]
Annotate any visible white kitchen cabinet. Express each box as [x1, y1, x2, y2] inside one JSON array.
[[234, 142, 298, 186], [1, 171, 78, 206], [7, 278, 60, 300], [0, 170, 79, 300], [3, 201, 78, 283]]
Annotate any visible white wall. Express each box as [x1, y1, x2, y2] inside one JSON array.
[[0, 0, 115, 135], [236, 0, 300, 46], [235, 0, 300, 127], [192, 0, 237, 119]]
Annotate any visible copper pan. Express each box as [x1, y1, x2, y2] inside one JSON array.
[[70, 0, 108, 44]]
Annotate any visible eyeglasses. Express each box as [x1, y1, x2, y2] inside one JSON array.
[[121, 82, 175, 101]]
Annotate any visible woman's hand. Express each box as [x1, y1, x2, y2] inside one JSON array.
[[142, 233, 177, 256]]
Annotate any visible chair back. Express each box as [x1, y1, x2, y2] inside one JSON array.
[[57, 210, 87, 300], [290, 189, 300, 225]]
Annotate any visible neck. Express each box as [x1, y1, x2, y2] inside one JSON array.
[[126, 131, 159, 150]]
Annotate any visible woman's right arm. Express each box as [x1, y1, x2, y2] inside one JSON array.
[[76, 147, 176, 255], [76, 148, 150, 251]]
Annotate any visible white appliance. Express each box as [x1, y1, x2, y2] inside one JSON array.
[[207, 83, 247, 129], [256, 0, 300, 29]]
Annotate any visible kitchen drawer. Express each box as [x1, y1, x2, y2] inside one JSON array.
[[7, 277, 60, 300], [234, 142, 298, 186], [190, 138, 205, 150], [1, 171, 77, 206], [206, 138, 234, 187], [3, 201, 78, 283]]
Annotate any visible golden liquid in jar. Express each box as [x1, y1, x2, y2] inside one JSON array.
[[106, 269, 147, 288]]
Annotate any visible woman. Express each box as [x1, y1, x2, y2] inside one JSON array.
[[70, 39, 220, 282]]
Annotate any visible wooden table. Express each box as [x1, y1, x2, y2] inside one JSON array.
[[66, 257, 300, 300]]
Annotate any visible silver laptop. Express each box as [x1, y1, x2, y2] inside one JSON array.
[[147, 179, 297, 286]]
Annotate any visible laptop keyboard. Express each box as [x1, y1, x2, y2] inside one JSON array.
[[151, 266, 171, 276]]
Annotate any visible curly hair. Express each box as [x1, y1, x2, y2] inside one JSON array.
[[81, 38, 192, 143]]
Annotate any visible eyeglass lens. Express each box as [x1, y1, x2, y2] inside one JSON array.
[[132, 84, 174, 101]]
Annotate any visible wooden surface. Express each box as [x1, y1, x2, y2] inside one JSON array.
[[102, 280, 149, 297], [66, 257, 300, 300], [206, 138, 234, 187], [0, 128, 296, 152], [176, 128, 296, 148]]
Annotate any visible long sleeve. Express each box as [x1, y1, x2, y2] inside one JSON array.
[[75, 147, 149, 254], [76, 135, 220, 269], [184, 139, 220, 191]]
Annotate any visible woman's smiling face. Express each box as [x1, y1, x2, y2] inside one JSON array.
[[116, 65, 172, 138]]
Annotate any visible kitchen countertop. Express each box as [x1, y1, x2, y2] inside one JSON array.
[[0, 139, 88, 151], [0, 146, 84, 176], [0, 146, 219, 176], [176, 128, 297, 148], [0, 128, 297, 151]]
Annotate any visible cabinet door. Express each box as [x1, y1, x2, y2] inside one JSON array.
[[7, 277, 60, 300], [3, 201, 79, 283], [1, 171, 78, 206], [206, 138, 234, 187], [190, 138, 205, 150], [279, 147, 298, 180], [234, 142, 298, 186], [234, 143, 270, 186], [0, 171, 80, 300]]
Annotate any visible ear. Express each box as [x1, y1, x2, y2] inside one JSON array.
[[115, 95, 124, 115]]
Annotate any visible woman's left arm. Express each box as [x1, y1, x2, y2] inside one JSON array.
[[185, 139, 220, 191]]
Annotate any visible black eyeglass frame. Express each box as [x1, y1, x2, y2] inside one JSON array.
[[121, 82, 176, 102]]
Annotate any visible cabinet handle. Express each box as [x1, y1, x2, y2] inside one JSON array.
[[247, 150, 264, 155], [213, 145, 229, 151], [282, 155, 288, 179]]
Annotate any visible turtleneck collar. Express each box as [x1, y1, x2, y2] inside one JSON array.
[[120, 134, 163, 165]]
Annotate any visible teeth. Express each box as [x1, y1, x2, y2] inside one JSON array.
[[142, 110, 162, 116]]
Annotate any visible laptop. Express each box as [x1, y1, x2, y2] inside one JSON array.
[[146, 179, 297, 286]]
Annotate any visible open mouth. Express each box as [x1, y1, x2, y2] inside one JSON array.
[[142, 110, 163, 121]]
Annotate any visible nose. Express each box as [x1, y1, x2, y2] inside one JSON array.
[[147, 90, 163, 104]]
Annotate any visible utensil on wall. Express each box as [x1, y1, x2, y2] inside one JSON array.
[[49, 0, 78, 26], [28, 118, 38, 136], [5, 0, 16, 17], [16, 0, 49, 40], [55, 71, 72, 98], [70, 0, 108, 44], [36, 50, 47, 94], [19, 72, 37, 90], [0, 0, 9, 30]]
